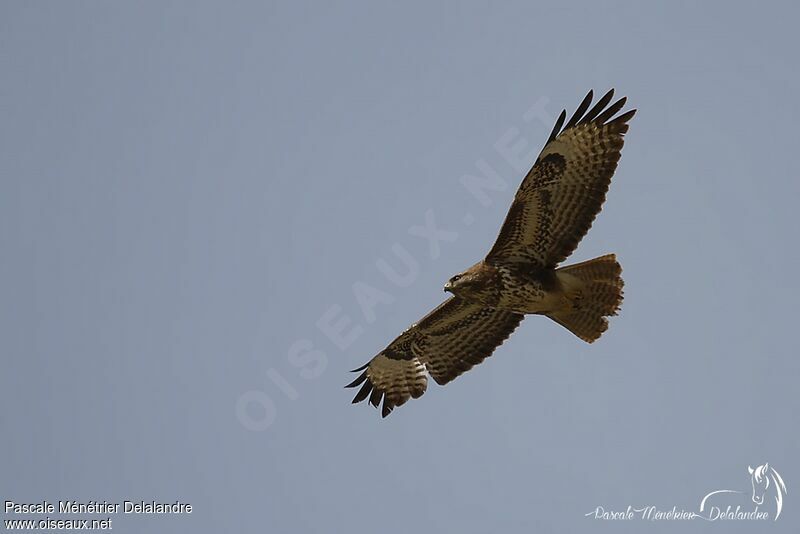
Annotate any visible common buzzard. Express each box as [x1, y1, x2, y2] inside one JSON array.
[[347, 89, 635, 417]]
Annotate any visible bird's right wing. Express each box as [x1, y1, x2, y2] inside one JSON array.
[[346, 297, 523, 417]]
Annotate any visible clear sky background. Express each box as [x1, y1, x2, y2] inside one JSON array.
[[2, 2, 799, 533]]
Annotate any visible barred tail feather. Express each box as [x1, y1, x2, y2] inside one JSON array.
[[548, 254, 623, 343]]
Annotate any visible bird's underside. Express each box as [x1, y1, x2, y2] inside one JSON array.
[[347, 89, 635, 417]]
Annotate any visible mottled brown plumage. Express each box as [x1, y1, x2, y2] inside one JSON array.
[[347, 89, 635, 417], [346, 298, 522, 417]]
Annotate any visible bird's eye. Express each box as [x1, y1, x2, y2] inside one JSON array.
[[451, 275, 462, 282]]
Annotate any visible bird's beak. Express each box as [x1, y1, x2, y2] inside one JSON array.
[[443, 281, 452, 293]]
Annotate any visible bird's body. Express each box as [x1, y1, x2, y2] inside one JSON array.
[[347, 89, 636, 417], [498, 265, 566, 315], [446, 261, 560, 314]]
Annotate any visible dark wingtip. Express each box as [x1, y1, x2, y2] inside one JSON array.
[[381, 399, 393, 418], [350, 362, 370, 373], [548, 109, 567, 143], [594, 96, 627, 124], [351, 379, 373, 403], [610, 108, 637, 128], [581, 88, 615, 124], [344, 371, 368, 389], [564, 89, 594, 130], [368, 387, 382, 408]]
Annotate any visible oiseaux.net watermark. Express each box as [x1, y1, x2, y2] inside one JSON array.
[[234, 96, 558, 431], [586, 463, 788, 522]]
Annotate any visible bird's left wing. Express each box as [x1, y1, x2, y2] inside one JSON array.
[[485, 89, 636, 268], [346, 297, 523, 417]]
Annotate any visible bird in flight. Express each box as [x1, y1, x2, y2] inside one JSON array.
[[347, 89, 635, 417]]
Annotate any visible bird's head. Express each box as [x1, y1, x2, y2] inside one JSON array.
[[444, 262, 496, 300]]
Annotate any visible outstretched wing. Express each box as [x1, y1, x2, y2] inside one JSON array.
[[346, 297, 523, 417], [486, 89, 636, 268]]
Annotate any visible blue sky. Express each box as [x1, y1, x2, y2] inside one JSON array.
[[2, 2, 799, 532]]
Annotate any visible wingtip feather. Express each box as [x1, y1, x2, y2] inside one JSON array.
[[351, 380, 373, 403], [580, 89, 615, 124], [564, 90, 594, 130], [344, 371, 368, 389], [548, 109, 567, 142], [381, 400, 393, 418]]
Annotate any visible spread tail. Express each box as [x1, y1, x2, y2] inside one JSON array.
[[548, 254, 623, 343]]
